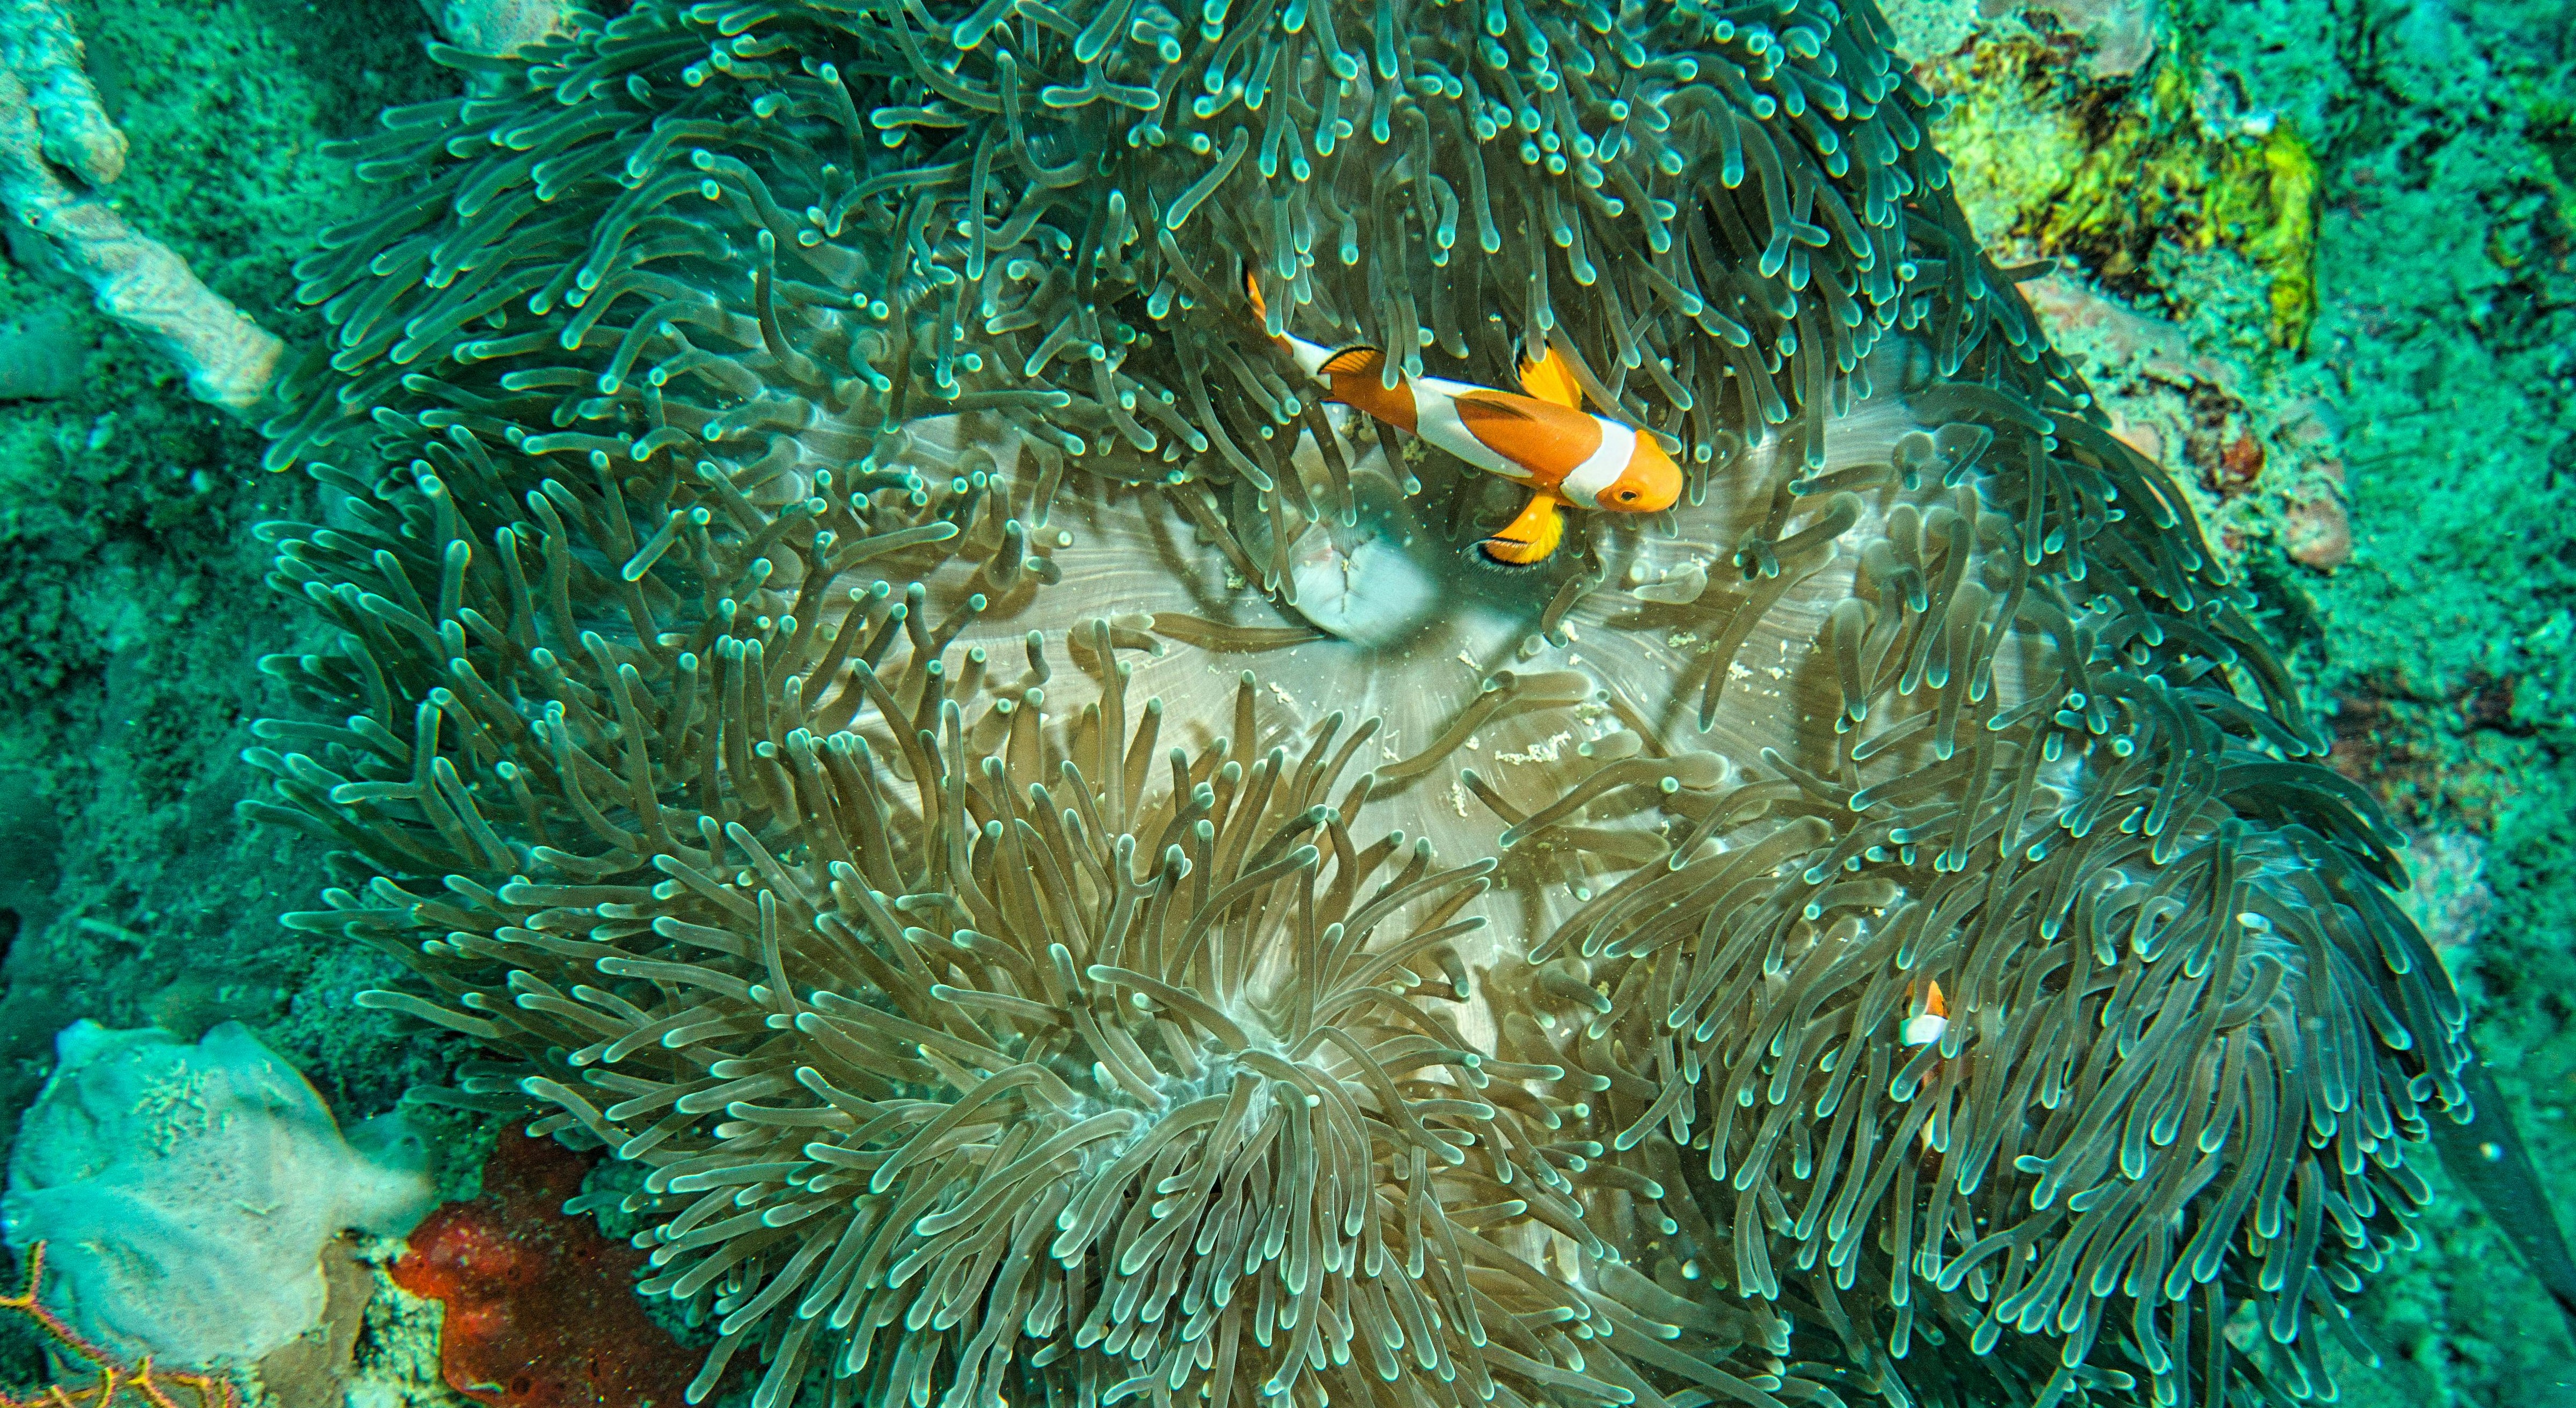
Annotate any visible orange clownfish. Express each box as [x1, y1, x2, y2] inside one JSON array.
[[1246, 273, 1682, 566]]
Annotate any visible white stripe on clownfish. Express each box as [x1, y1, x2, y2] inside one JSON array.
[[1245, 272, 1680, 566]]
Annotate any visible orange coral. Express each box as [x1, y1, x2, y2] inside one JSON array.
[[0, 1244, 238, 1408]]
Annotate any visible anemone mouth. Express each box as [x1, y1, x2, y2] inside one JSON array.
[[1259, 448, 1516, 653]]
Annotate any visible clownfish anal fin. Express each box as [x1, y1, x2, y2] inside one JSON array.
[[1318, 345, 1387, 377], [1517, 344, 1585, 411], [1477, 493, 1568, 567]]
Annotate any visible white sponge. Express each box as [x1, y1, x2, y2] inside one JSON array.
[[2, 1022, 436, 1368]]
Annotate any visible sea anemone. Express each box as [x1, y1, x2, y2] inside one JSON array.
[[247, 1, 2473, 1406]]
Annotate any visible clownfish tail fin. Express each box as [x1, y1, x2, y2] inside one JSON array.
[[1477, 493, 1567, 567]]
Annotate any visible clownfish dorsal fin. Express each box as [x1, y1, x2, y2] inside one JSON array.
[[1245, 268, 1269, 320], [1318, 344, 1387, 377], [1477, 492, 1567, 567], [1518, 344, 1585, 411]]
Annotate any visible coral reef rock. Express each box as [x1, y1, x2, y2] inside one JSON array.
[[1990, 0, 2156, 76], [427, 0, 577, 58], [0, 0, 125, 185], [0, 1021, 436, 1368], [2282, 482, 2353, 570], [0, 5, 282, 410]]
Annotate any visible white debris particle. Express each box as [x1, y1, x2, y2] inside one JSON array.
[[1496, 731, 1575, 765], [1763, 666, 1787, 680], [1450, 778, 1472, 816], [1728, 661, 1754, 681], [1465, 734, 1482, 750], [1268, 682, 1298, 709], [1456, 649, 1480, 670]]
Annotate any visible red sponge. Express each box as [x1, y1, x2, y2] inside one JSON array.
[[391, 1134, 702, 1408]]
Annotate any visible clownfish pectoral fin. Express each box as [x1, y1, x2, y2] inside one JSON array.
[[1517, 343, 1585, 411], [1478, 492, 1568, 567], [1317, 344, 1387, 378]]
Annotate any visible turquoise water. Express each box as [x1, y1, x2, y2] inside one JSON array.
[[0, 0, 2570, 1404]]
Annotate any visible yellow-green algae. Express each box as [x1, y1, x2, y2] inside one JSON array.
[[1929, 42, 2323, 350]]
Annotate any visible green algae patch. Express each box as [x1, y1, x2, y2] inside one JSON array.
[[2242, 124, 2321, 346], [1932, 42, 2323, 350], [1922, 40, 2092, 247], [2044, 62, 2323, 348]]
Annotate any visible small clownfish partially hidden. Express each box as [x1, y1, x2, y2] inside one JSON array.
[[1900, 980, 1949, 1048], [1902, 982, 1951, 1152], [1246, 272, 1682, 566]]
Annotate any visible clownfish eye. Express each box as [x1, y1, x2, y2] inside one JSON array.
[[1616, 489, 1638, 502]]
